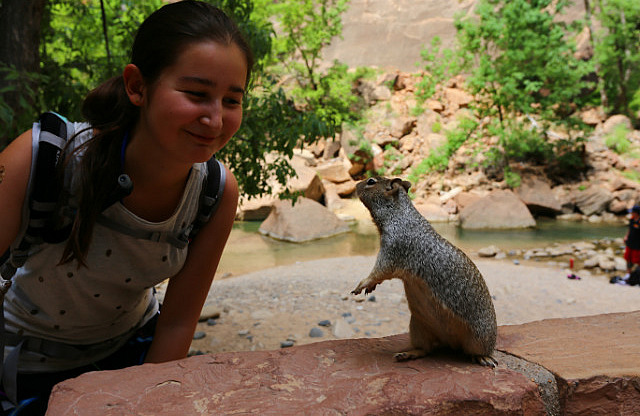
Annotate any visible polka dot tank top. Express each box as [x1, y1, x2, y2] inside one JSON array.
[[4, 122, 206, 371]]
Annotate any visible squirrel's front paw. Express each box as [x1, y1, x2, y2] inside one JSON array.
[[352, 279, 378, 295]]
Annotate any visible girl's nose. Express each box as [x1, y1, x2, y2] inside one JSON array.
[[200, 103, 223, 129]]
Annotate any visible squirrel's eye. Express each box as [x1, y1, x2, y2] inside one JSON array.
[[366, 178, 377, 186]]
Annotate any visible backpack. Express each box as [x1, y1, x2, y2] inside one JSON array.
[[0, 111, 226, 405], [1, 111, 225, 280]]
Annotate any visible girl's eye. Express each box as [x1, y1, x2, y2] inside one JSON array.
[[184, 90, 206, 98], [224, 97, 242, 106]]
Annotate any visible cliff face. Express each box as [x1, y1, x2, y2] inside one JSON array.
[[323, 0, 586, 72]]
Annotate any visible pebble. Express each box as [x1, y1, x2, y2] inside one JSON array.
[[367, 295, 376, 302], [332, 318, 355, 339], [309, 327, 324, 338], [238, 329, 250, 336], [193, 331, 206, 340], [207, 318, 217, 326], [280, 340, 295, 348], [318, 319, 331, 327], [199, 304, 221, 321]]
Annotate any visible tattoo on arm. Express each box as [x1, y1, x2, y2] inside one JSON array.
[[0, 164, 4, 184]]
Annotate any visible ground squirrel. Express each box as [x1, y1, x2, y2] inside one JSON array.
[[352, 176, 497, 367]]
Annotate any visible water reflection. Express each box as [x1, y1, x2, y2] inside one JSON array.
[[217, 218, 627, 277]]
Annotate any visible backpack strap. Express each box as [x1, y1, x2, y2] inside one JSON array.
[[95, 156, 226, 249], [0, 112, 72, 283], [189, 157, 226, 241], [0, 112, 72, 406]]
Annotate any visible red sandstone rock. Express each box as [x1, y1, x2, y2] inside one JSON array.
[[48, 334, 544, 415], [498, 311, 640, 416]]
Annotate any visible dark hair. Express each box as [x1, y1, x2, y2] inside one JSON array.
[[60, 1, 254, 266]]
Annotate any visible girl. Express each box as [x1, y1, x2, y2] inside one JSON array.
[[0, 1, 253, 413]]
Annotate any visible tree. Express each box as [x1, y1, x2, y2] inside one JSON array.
[[452, 0, 592, 183], [590, 0, 640, 119], [255, 0, 358, 131], [0, 0, 353, 198], [0, 0, 47, 147]]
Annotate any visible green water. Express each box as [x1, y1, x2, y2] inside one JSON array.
[[217, 219, 627, 277]]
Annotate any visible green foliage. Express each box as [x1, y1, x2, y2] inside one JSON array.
[[415, 36, 467, 102], [456, 0, 592, 123], [409, 0, 593, 185], [591, 0, 640, 118], [503, 166, 521, 188], [255, 0, 360, 131], [605, 124, 632, 154], [40, 0, 160, 121], [4, 0, 355, 197], [408, 116, 478, 182], [620, 168, 640, 183], [0, 64, 46, 146]]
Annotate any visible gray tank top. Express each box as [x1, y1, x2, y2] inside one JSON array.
[[4, 122, 206, 371]]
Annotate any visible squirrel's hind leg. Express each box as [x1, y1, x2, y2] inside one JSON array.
[[393, 315, 438, 361], [394, 348, 427, 361]]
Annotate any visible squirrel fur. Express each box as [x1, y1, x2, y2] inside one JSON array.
[[352, 176, 497, 366]]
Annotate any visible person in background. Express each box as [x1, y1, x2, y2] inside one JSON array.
[[624, 205, 640, 275], [0, 1, 253, 413]]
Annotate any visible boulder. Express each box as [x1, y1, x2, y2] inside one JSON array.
[[236, 195, 276, 221], [414, 201, 450, 223], [258, 197, 350, 242], [601, 114, 632, 135], [580, 107, 605, 126], [515, 175, 563, 217], [315, 160, 352, 184], [459, 189, 536, 229], [574, 185, 614, 216], [287, 155, 325, 201], [444, 87, 474, 109], [453, 191, 483, 210], [48, 333, 545, 416], [390, 116, 415, 138], [497, 311, 640, 416]]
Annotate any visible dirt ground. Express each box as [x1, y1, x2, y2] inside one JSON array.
[[178, 255, 640, 356]]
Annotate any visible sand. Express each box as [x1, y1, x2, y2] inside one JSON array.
[[188, 255, 639, 355]]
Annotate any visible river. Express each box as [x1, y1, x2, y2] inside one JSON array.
[[216, 219, 627, 277]]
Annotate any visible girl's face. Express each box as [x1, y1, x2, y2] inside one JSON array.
[[131, 40, 248, 167]]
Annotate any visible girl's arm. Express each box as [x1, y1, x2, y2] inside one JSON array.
[[144, 166, 239, 363], [0, 131, 33, 256]]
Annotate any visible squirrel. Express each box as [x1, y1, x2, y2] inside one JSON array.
[[352, 176, 497, 367]]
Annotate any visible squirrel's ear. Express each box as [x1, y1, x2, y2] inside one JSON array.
[[390, 178, 411, 192], [385, 178, 411, 197]]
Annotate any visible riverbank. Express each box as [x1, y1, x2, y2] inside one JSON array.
[[185, 255, 640, 357], [216, 203, 628, 278]]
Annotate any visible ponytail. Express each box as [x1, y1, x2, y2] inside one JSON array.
[[59, 76, 138, 266]]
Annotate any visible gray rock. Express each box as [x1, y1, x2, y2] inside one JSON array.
[[574, 186, 614, 216], [309, 327, 324, 338], [259, 197, 350, 242], [515, 175, 563, 216], [459, 189, 536, 229], [332, 318, 355, 339]]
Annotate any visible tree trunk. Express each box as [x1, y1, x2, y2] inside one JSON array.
[[584, 0, 609, 109], [0, 0, 47, 147]]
